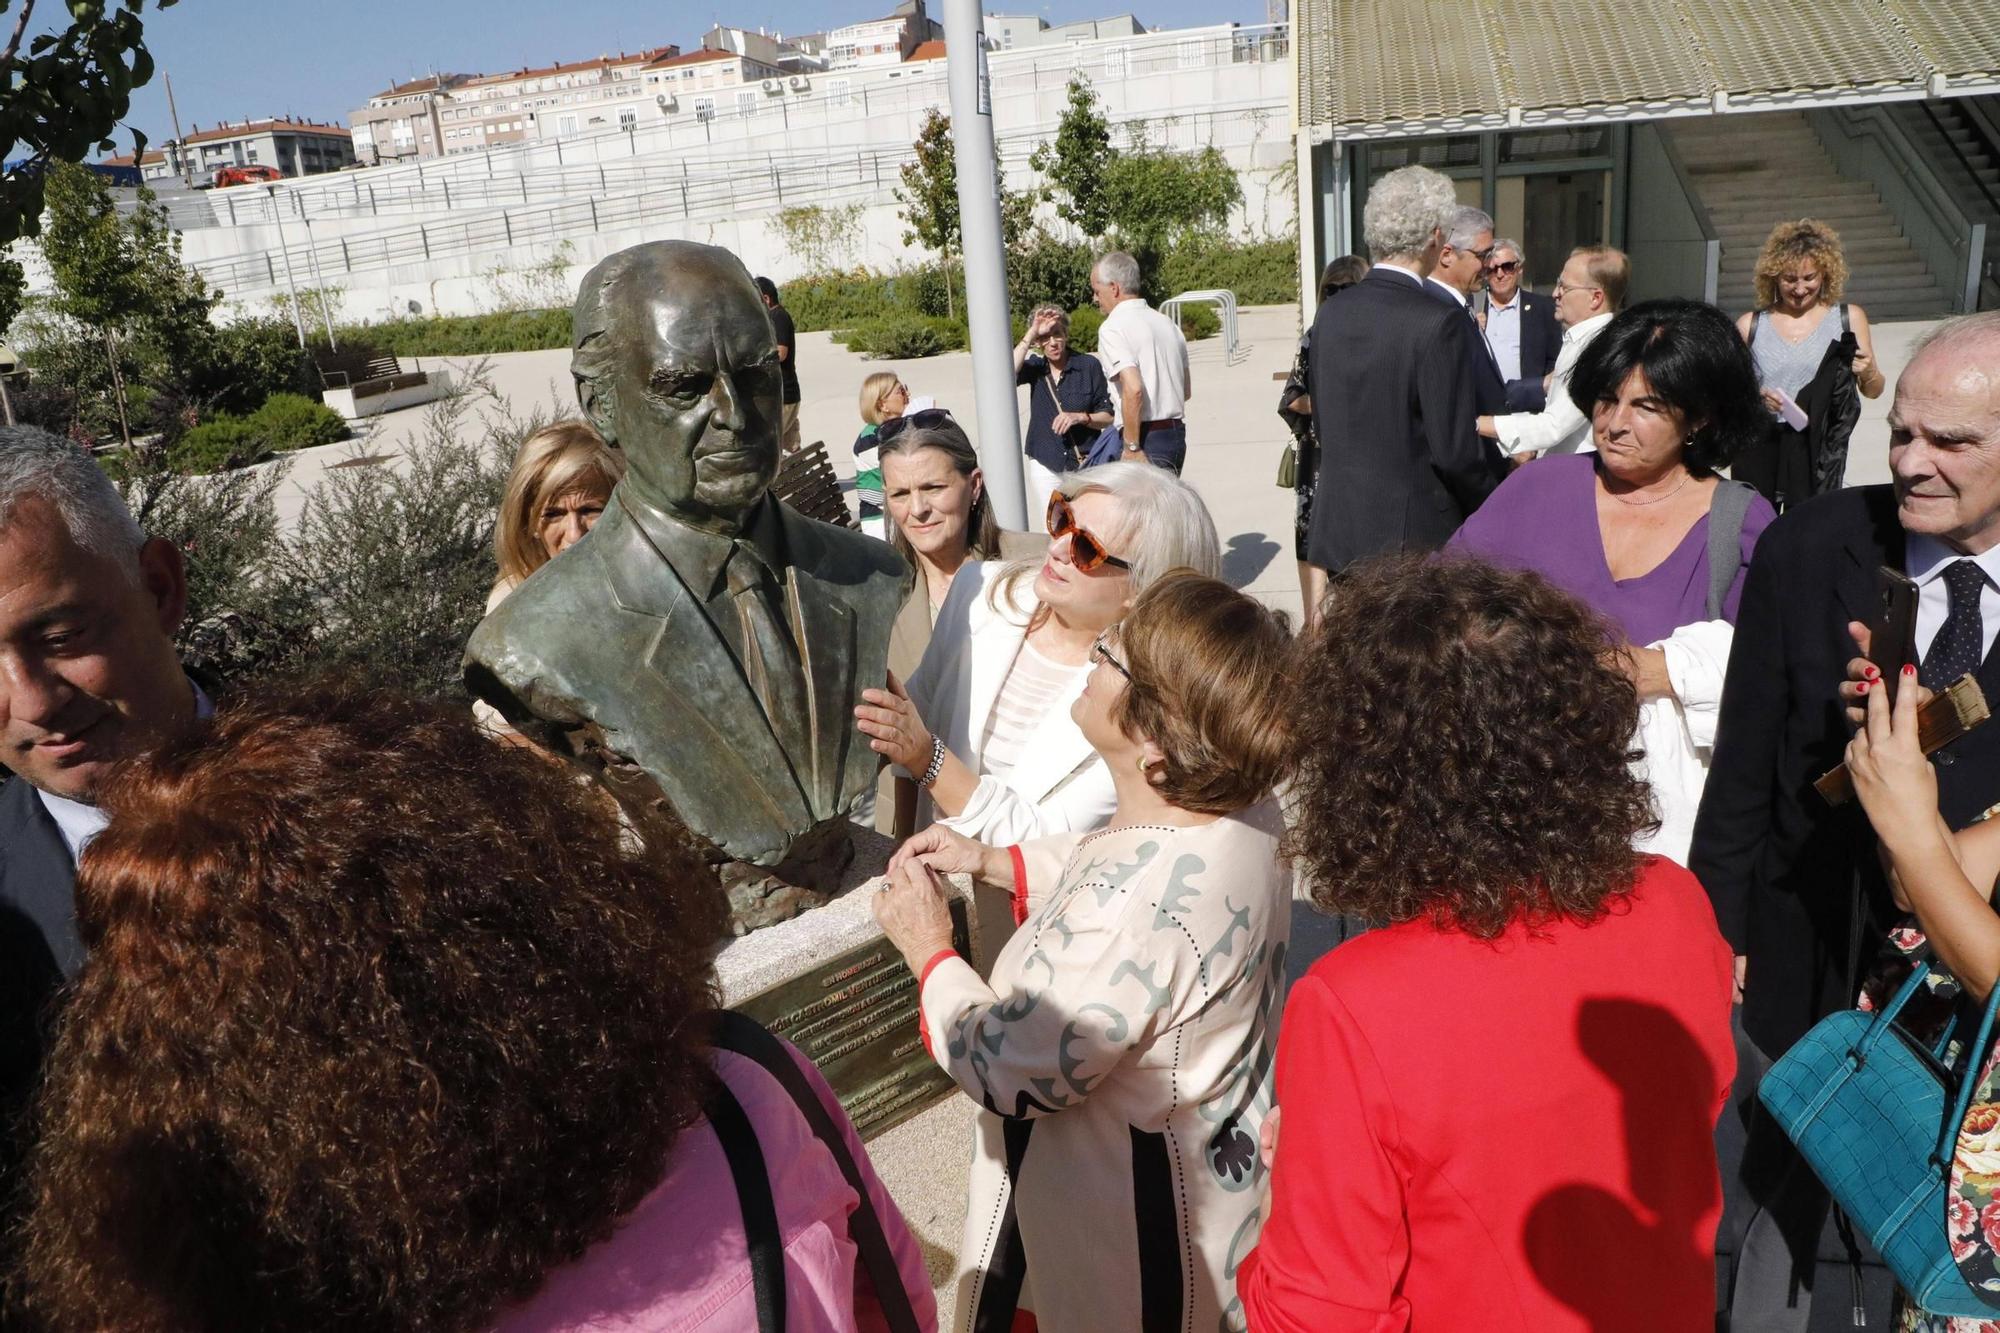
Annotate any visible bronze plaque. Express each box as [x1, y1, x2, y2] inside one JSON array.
[[734, 899, 970, 1140]]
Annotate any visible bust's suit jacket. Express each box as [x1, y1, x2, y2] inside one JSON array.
[[466, 492, 906, 867], [1, 776, 80, 1182], [1306, 267, 1508, 572], [1502, 291, 1564, 412], [1691, 486, 2000, 1053]]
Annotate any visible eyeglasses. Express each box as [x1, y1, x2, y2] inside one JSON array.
[[1553, 281, 1601, 298], [1484, 259, 1522, 275], [1091, 632, 1131, 680], [1046, 492, 1131, 573], [1465, 243, 1495, 262], [876, 407, 952, 444]]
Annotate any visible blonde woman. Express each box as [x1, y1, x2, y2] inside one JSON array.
[[1734, 218, 1885, 509], [477, 421, 623, 737], [491, 420, 625, 611], [853, 371, 909, 540]]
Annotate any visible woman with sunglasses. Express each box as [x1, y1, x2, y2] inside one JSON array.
[[855, 462, 1222, 845], [870, 571, 1294, 1332], [852, 372, 910, 539], [871, 411, 1048, 836]]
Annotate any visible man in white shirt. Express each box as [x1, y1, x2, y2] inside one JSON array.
[[1090, 250, 1192, 473], [0, 426, 203, 1175], [1478, 245, 1628, 462]]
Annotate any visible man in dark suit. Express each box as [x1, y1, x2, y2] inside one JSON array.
[[0, 425, 199, 1201], [1305, 167, 1509, 574], [466, 241, 904, 881], [1693, 311, 2000, 1329], [1423, 205, 1508, 418], [1481, 239, 1562, 412]]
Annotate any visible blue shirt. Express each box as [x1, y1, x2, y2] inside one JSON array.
[[1017, 353, 1112, 473]]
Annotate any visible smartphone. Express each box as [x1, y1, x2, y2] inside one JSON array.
[[1870, 566, 1920, 707]]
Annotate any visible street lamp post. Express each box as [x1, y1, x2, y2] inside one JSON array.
[[266, 184, 309, 349], [942, 0, 1026, 530]]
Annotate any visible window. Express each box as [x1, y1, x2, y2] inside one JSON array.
[[1104, 46, 1129, 77], [736, 90, 757, 117], [619, 109, 637, 128], [828, 77, 852, 106], [1176, 38, 1204, 68], [693, 96, 715, 122]]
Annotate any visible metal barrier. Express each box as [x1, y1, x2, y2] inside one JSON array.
[[188, 98, 1286, 295], [1161, 289, 1243, 363]]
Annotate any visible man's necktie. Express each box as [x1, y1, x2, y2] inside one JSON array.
[[725, 547, 808, 745], [1920, 559, 1989, 689]]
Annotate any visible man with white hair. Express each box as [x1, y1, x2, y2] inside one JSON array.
[[1693, 311, 2000, 1328], [1480, 238, 1562, 411], [1089, 250, 1192, 473], [0, 426, 201, 1176], [1304, 165, 1508, 573]]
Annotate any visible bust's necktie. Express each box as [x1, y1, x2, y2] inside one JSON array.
[[725, 546, 807, 742], [1920, 559, 1989, 690]]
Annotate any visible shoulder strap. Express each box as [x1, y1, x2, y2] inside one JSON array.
[[1706, 480, 1758, 620], [704, 1072, 786, 1333], [708, 1011, 923, 1333]]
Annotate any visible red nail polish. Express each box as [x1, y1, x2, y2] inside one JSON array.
[[1857, 681, 1868, 694], [1865, 665, 1880, 680], [1905, 665, 1917, 677]]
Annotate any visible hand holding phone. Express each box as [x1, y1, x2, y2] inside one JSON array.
[[1869, 566, 1920, 708]]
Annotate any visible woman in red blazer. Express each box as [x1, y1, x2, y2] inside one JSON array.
[[1238, 555, 1737, 1332]]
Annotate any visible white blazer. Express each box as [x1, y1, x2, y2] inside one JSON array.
[[904, 559, 1117, 844]]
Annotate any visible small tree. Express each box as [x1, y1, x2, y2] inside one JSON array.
[[38, 161, 220, 443], [0, 253, 25, 424], [1031, 78, 1114, 240], [897, 108, 961, 318], [772, 204, 865, 276], [1101, 143, 1244, 275], [0, 0, 178, 246]]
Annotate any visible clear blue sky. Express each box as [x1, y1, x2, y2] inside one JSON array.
[[105, 0, 1270, 151]]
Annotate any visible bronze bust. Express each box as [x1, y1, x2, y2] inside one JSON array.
[[465, 241, 905, 897]]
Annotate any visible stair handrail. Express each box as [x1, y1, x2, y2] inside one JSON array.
[[1650, 125, 1721, 305], [1810, 106, 1985, 314], [1918, 101, 2000, 221]]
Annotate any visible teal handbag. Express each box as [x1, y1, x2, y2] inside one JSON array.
[[1760, 960, 2000, 1316]]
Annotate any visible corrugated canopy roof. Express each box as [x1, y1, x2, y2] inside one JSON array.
[[1296, 0, 2000, 141]]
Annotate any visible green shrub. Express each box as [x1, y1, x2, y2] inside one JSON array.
[[168, 417, 265, 475], [1176, 304, 1222, 341], [204, 317, 319, 414], [1065, 304, 1104, 353], [836, 313, 970, 359], [1008, 231, 1095, 314], [246, 392, 347, 452], [1158, 237, 1299, 307], [331, 307, 572, 358], [783, 270, 901, 332]]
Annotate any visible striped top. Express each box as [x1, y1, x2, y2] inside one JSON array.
[[978, 638, 1087, 785], [1751, 305, 1845, 409]]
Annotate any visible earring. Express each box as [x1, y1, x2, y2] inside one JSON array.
[[1135, 755, 1153, 778]]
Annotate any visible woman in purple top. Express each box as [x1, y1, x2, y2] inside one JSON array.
[[1451, 298, 1775, 866]]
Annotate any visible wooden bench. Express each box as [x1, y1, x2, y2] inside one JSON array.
[[772, 441, 857, 530]]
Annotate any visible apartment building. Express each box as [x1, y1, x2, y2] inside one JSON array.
[[351, 74, 470, 165], [440, 47, 678, 151], [643, 49, 792, 122], [700, 25, 825, 76], [824, 0, 940, 70], [987, 13, 1148, 49], [168, 119, 355, 181]]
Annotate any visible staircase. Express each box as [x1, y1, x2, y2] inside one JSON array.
[[1887, 96, 2000, 307], [1666, 111, 1950, 321]]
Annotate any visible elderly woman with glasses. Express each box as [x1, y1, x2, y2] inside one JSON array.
[[1014, 303, 1114, 519], [854, 462, 1221, 845], [871, 571, 1295, 1332]]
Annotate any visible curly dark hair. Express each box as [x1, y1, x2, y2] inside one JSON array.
[[1285, 555, 1655, 938], [12, 680, 726, 1333], [1566, 297, 1765, 476]]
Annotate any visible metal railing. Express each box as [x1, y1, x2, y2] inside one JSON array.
[[188, 97, 1287, 294], [1812, 106, 1987, 314], [184, 23, 1289, 230]]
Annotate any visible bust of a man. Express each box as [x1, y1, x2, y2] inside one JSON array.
[[465, 240, 904, 881]]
